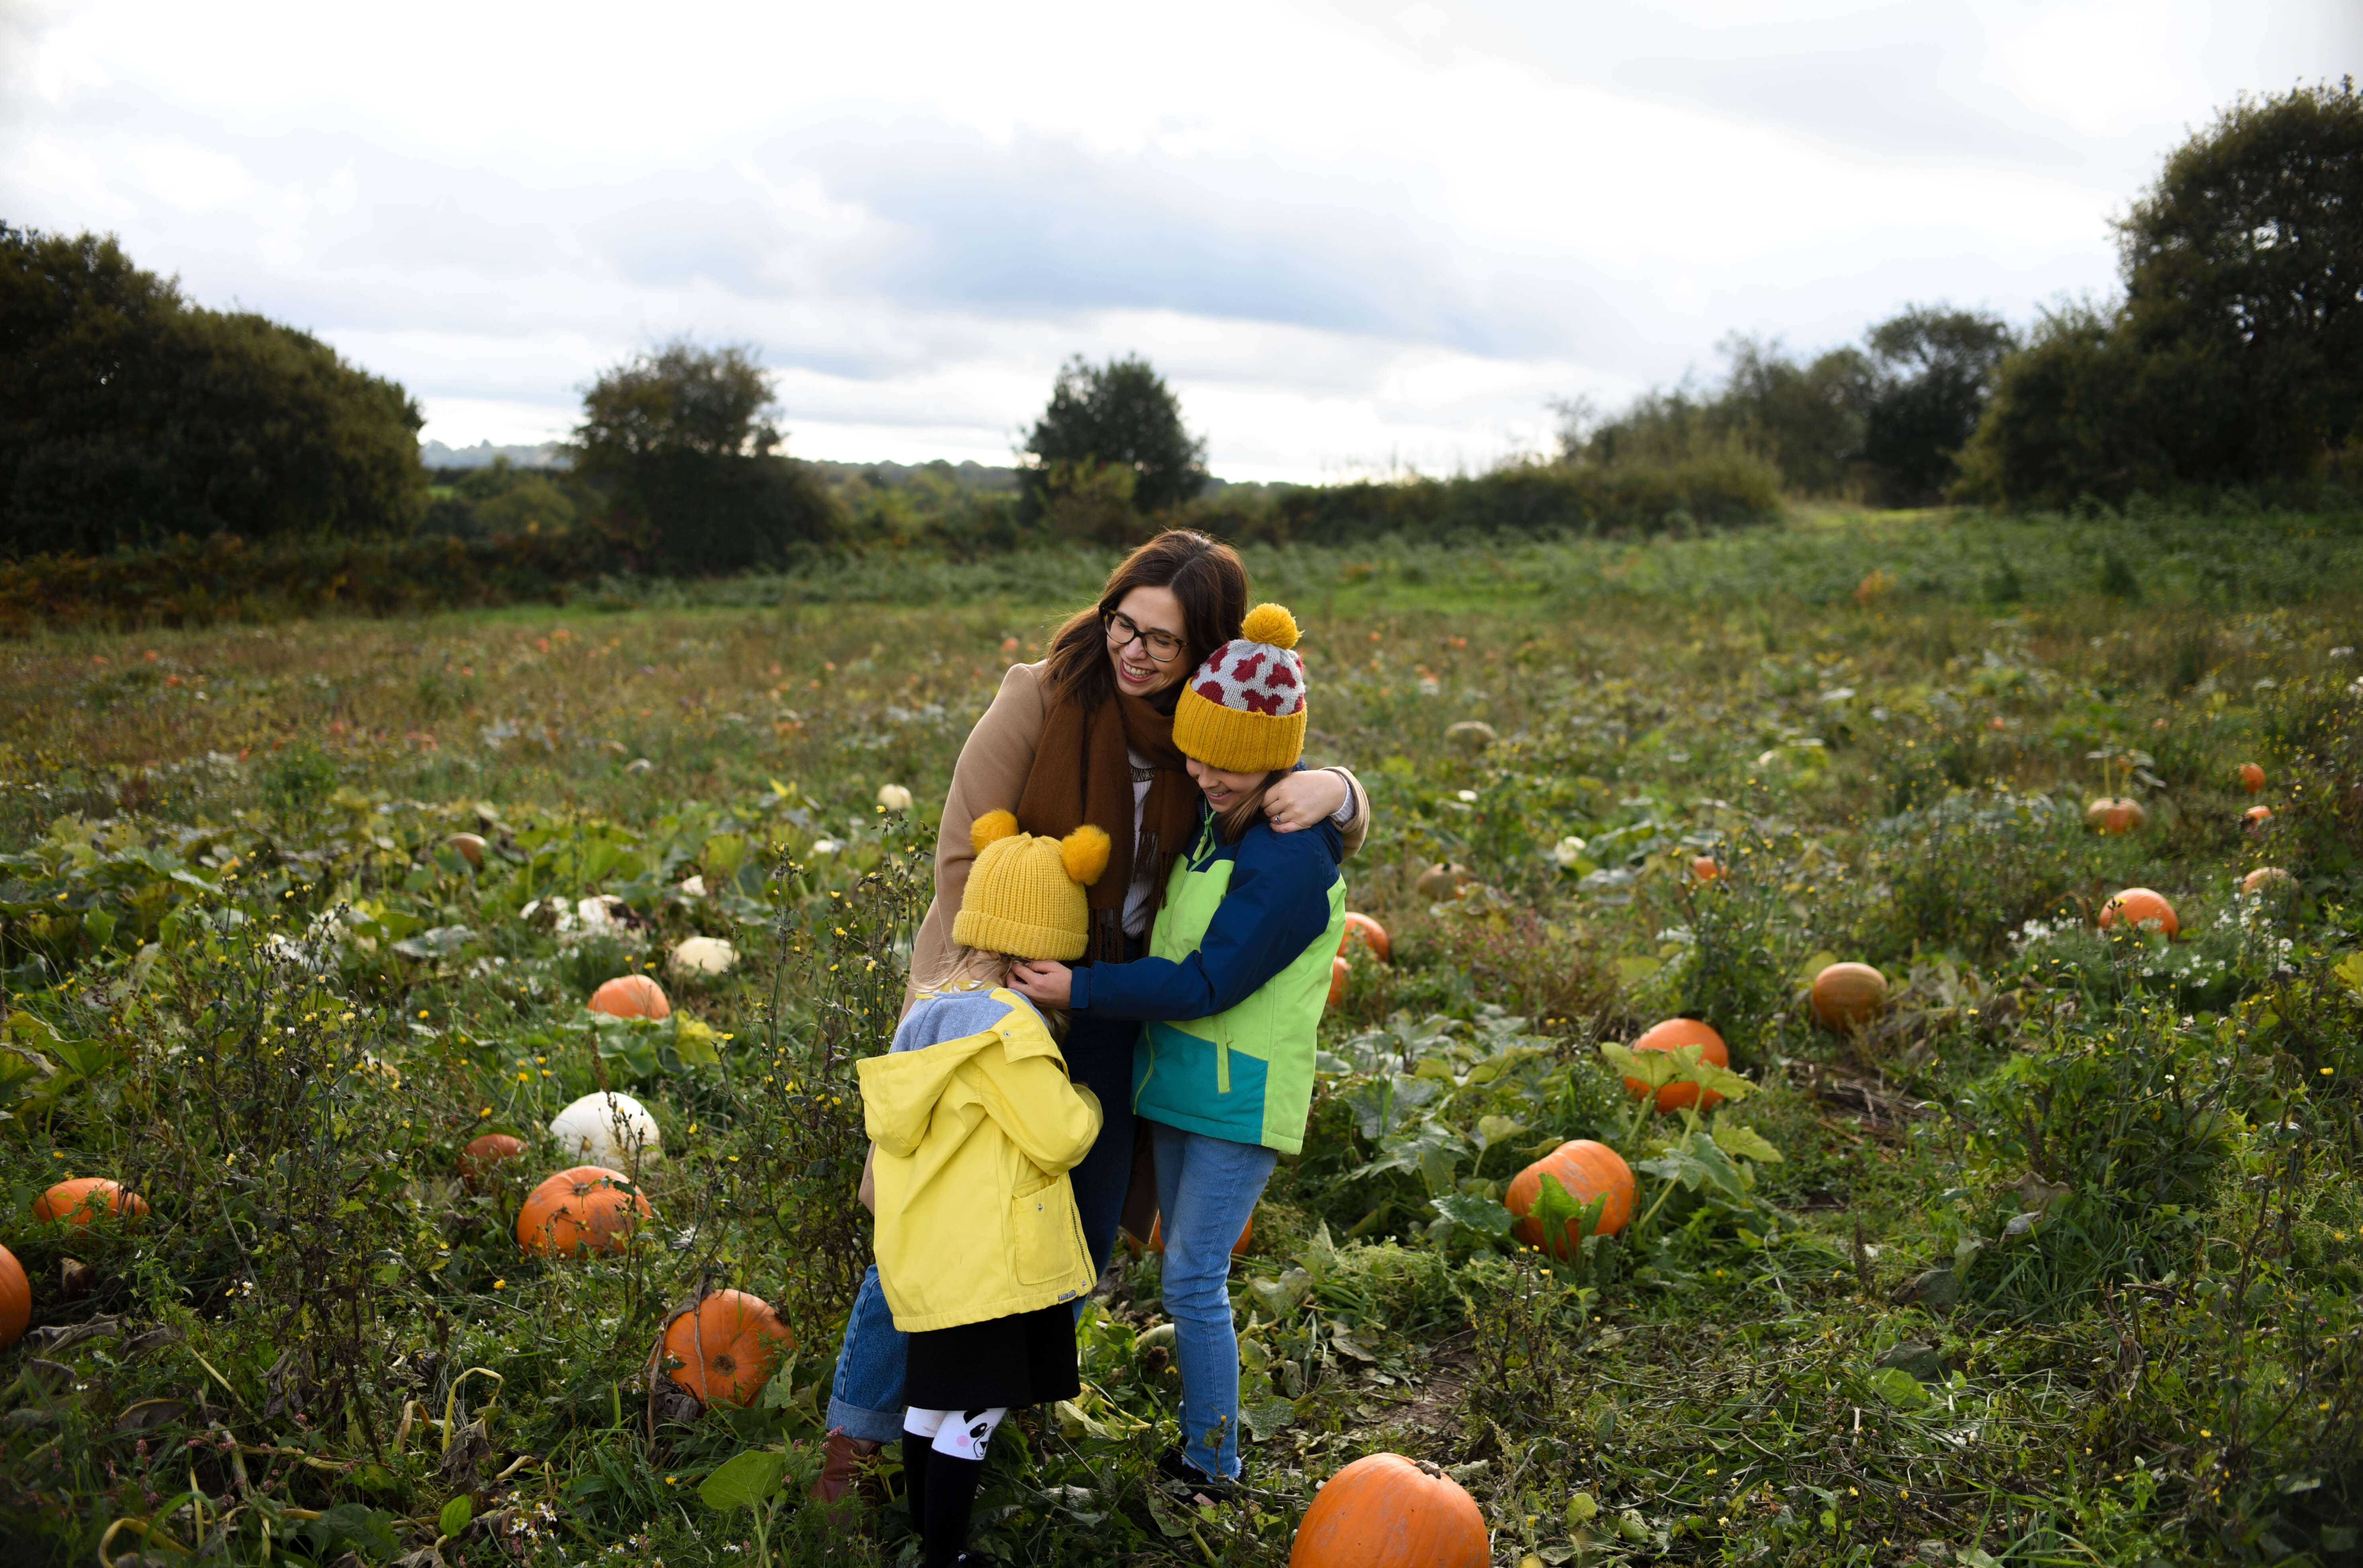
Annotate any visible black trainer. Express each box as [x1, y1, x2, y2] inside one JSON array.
[[1155, 1445, 1237, 1504]]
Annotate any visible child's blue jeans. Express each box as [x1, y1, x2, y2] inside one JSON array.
[[1150, 1119, 1277, 1481]]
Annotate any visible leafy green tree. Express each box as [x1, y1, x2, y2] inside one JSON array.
[[1960, 78, 2363, 506], [1716, 336, 1870, 494], [0, 225, 426, 557], [1559, 337, 1868, 496], [2117, 76, 2363, 479], [419, 456, 585, 540], [571, 340, 837, 573], [1952, 305, 2167, 507], [1021, 354, 1208, 520], [1858, 307, 2016, 504]]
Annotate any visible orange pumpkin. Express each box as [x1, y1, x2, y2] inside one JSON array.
[[516, 1165, 653, 1255], [1506, 1140, 1635, 1255], [1810, 963, 1889, 1034], [0, 1243, 28, 1351], [1339, 913, 1391, 963], [2241, 866, 2295, 898], [1624, 1019, 1729, 1112], [34, 1177, 148, 1228], [1328, 956, 1351, 1008], [661, 1289, 794, 1408], [446, 832, 488, 868], [2244, 805, 2273, 828], [589, 974, 670, 1021], [460, 1133, 526, 1187], [2236, 762, 2265, 794], [2099, 888, 2179, 939], [1690, 855, 1723, 883], [1146, 1212, 1252, 1258], [1289, 1452, 1489, 1568], [2084, 798, 2147, 835]]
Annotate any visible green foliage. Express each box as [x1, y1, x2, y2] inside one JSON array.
[[572, 339, 837, 574], [2117, 76, 2363, 478], [1858, 306, 2017, 504], [421, 456, 588, 542], [0, 527, 642, 633], [1960, 79, 2363, 506], [0, 225, 428, 557], [259, 740, 337, 823], [1265, 452, 1779, 544], [1021, 354, 1208, 519], [1560, 310, 2013, 503], [2, 510, 2360, 1564]]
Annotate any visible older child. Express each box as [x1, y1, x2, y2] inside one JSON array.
[[859, 815, 1111, 1568], [1014, 603, 1345, 1489]]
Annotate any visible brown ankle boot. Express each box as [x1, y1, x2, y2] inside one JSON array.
[[813, 1427, 884, 1508]]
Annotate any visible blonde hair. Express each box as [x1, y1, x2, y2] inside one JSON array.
[[914, 944, 1069, 1040]]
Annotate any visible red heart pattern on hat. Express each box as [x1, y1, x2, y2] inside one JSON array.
[[1191, 637, 1306, 719]]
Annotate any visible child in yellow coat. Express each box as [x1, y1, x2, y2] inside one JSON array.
[[858, 812, 1109, 1568]]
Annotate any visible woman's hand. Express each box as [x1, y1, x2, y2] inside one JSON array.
[[1011, 960, 1074, 1007], [1263, 768, 1349, 833]]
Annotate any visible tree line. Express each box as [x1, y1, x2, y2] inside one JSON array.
[[1570, 78, 2361, 510], [2, 77, 2355, 577]]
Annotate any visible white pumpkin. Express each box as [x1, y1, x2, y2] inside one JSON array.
[[549, 1091, 661, 1165], [876, 783, 914, 811], [670, 936, 738, 977]]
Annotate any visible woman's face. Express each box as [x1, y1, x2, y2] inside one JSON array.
[[1186, 755, 1272, 810], [1105, 584, 1189, 698]]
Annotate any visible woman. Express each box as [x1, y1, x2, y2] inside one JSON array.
[[816, 531, 1371, 1509]]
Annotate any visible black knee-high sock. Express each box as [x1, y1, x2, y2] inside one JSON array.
[[922, 1447, 984, 1568], [901, 1435, 929, 1532]]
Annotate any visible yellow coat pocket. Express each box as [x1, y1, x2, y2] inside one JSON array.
[[1010, 1176, 1070, 1286]]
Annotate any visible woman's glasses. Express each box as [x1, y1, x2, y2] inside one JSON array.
[[1103, 610, 1185, 664]]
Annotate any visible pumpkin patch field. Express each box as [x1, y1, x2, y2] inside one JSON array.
[[0, 502, 2360, 1566]]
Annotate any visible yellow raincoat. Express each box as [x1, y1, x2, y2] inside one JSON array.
[[857, 989, 1103, 1332]]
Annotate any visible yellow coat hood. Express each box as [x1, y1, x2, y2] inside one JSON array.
[[857, 989, 1103, 1332]]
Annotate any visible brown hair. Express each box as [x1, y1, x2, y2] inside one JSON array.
[[1212, 770, 1281, 845], [1043, 530, 1248, 711]]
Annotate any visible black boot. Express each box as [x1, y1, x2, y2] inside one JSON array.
[[922, 1447, 985, 1568], [901, 1434, 929, 1536]]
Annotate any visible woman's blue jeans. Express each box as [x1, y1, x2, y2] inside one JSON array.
[[824, 1003, 1140, 1443], [1149, 1119, 1277, 1481]]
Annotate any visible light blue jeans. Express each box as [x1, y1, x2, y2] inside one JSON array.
[[1150, 1119, 1277, 1481], [825, 1265, 907, 1443]]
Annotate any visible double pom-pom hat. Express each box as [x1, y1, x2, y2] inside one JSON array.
[[953, 810, 1111, 961], [1174, 602, 1309, 774]]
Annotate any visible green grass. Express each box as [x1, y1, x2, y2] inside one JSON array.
[[1, 506, 2359, 1566]]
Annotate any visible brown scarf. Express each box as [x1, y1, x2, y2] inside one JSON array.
[[1016, 688, 1201, 965]]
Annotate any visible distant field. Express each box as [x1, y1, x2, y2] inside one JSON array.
[[0, 506, 2358, 1565]]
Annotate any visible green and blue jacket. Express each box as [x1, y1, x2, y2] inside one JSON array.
[[1068, 805, 1344, 1154]]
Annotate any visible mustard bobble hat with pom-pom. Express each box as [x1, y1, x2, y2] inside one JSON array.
[[1174, 602, 1309, 773], [952, 809, 1112, 960]]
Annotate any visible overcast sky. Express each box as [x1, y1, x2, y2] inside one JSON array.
[[4, 1, 2356, 481]]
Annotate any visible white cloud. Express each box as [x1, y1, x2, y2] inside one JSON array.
[[3, 0, 2354, 477]]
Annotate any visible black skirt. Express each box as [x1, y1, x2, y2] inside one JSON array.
[[904, 1302, 1080, 1412]]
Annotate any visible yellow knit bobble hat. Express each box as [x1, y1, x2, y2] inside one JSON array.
[[1173, 602, 1309, 774], [951, 809, 1112, 960]]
